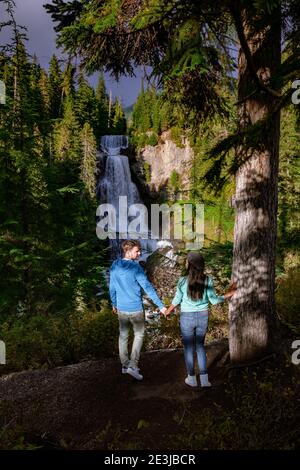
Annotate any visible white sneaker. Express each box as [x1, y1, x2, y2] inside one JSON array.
[[200, 373, 212, 387], [185, 375, 197, 387], [122, 366, 128, 374], [127, 367, 143, 381]]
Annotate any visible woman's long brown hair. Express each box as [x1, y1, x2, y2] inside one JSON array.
[[185, 253, 207, 300]]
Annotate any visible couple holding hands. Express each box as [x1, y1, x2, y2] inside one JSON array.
[[109, 240, 236, 387]]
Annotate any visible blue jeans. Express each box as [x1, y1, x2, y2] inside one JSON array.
[[180, 311, 209, 376]]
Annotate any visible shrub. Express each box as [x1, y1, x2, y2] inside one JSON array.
[[276, 268, 300, 333], [143, 162, 151, 183], [170, 127, 185, 148], [0, 300, 119, 374], [146, 133, 158, 146], [168, 170, 181, 193]]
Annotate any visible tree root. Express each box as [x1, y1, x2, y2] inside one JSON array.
[[225, 352, 276, 370]]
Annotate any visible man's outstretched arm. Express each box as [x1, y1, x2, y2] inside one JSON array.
[[109, 273, 117, 312], [135, 265, 166, 312]]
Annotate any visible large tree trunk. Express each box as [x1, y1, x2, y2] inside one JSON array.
[[229, 5, 281, 363]]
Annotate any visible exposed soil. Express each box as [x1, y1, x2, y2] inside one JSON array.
[[0, 341, 229, 450], [1, 337, 299, 451]]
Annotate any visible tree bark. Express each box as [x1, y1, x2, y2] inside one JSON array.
[[229, 5, 281, 363]]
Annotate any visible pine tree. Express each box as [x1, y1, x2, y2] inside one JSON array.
[[29, 55, 46, 132], [0, 35, 49, 313], [132, 83, 145, 132], [39, 69, 51, 119], [80, 122, 97, 198], [44, 0, 300, 362], [131, 85, 173, 136], [95, 73, 109, 139], [132, 82, 152, 132], [111, 98, 126, 135], [53, 95, 81, 161], [61, 60, 76, 101], [278, 107, 300, 241], [0, 2, 107, 318], [152, 95, 162, 135], [75, 72, 97, 133], [48, 54, 63, 119]]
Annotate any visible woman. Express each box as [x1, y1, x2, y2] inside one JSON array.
[[165, 252, 236, 388]]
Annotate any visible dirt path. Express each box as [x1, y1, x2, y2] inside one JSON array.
[[0, 342, 228, 450]]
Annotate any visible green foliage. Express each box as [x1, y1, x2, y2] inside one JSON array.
[[168, 170, 181, 193], [130, 132, 147, 149], [0, 300, 119, 374], [130, 84, 185, 149], [143, 162, 151, 183], [199, 241, 233, 282], [48, 54, 63, 119], [278, 106, 300, 242], [204, 203, 235, 244], [95, 73, 109, 139], [75, 73, 98, 133], [93, 0, 122, 33], [0, 0, 298, 378], [276, 268, 300, 334], [43, 0, 300, 155], [131, 85, 184, 136], [167, 19, 207, 76], [80, 122, 97, 198], [131, 85, 154, 133], [0, 32, 110, 320], [171, 362, 300, 449], [53, 96, 81, 161], [147, 133, 158, 146], [109, 98, 127, 135], [130, 131, 158, 150], [61, 61, 76, 99], [170, 127, 184, 148], [0, 401, 42, 449]]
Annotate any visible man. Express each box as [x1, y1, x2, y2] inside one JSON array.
[[109, 240, 167, 380]]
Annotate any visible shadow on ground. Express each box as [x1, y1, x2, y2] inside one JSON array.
[[0, 341, 229, 449]]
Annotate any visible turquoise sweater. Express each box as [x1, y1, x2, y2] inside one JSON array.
[[172, 276, 224, 312]]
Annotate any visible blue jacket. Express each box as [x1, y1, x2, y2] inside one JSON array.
[[109, 258, 164, 312]]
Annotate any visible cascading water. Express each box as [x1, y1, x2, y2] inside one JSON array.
[[96, 135, 176, 323], [97, 135, 160, 260]]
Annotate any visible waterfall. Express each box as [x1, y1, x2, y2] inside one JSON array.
[[97, 135, 160, 260], [100, 135, 128, 157]]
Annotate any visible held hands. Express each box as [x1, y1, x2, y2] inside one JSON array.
[[163, 304, 175, 319], [159, 306, 173, 319]]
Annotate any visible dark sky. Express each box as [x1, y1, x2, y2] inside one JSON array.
[[0, 0, 143, 107]]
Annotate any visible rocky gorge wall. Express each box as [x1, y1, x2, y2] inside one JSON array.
[[130, 130, 194, 201]]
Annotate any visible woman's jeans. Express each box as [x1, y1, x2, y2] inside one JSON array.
[[180, 310, 209, 376], [117, 310, 145, 369]]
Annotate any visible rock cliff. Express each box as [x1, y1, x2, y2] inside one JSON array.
[[131, 130, 194, 201]]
